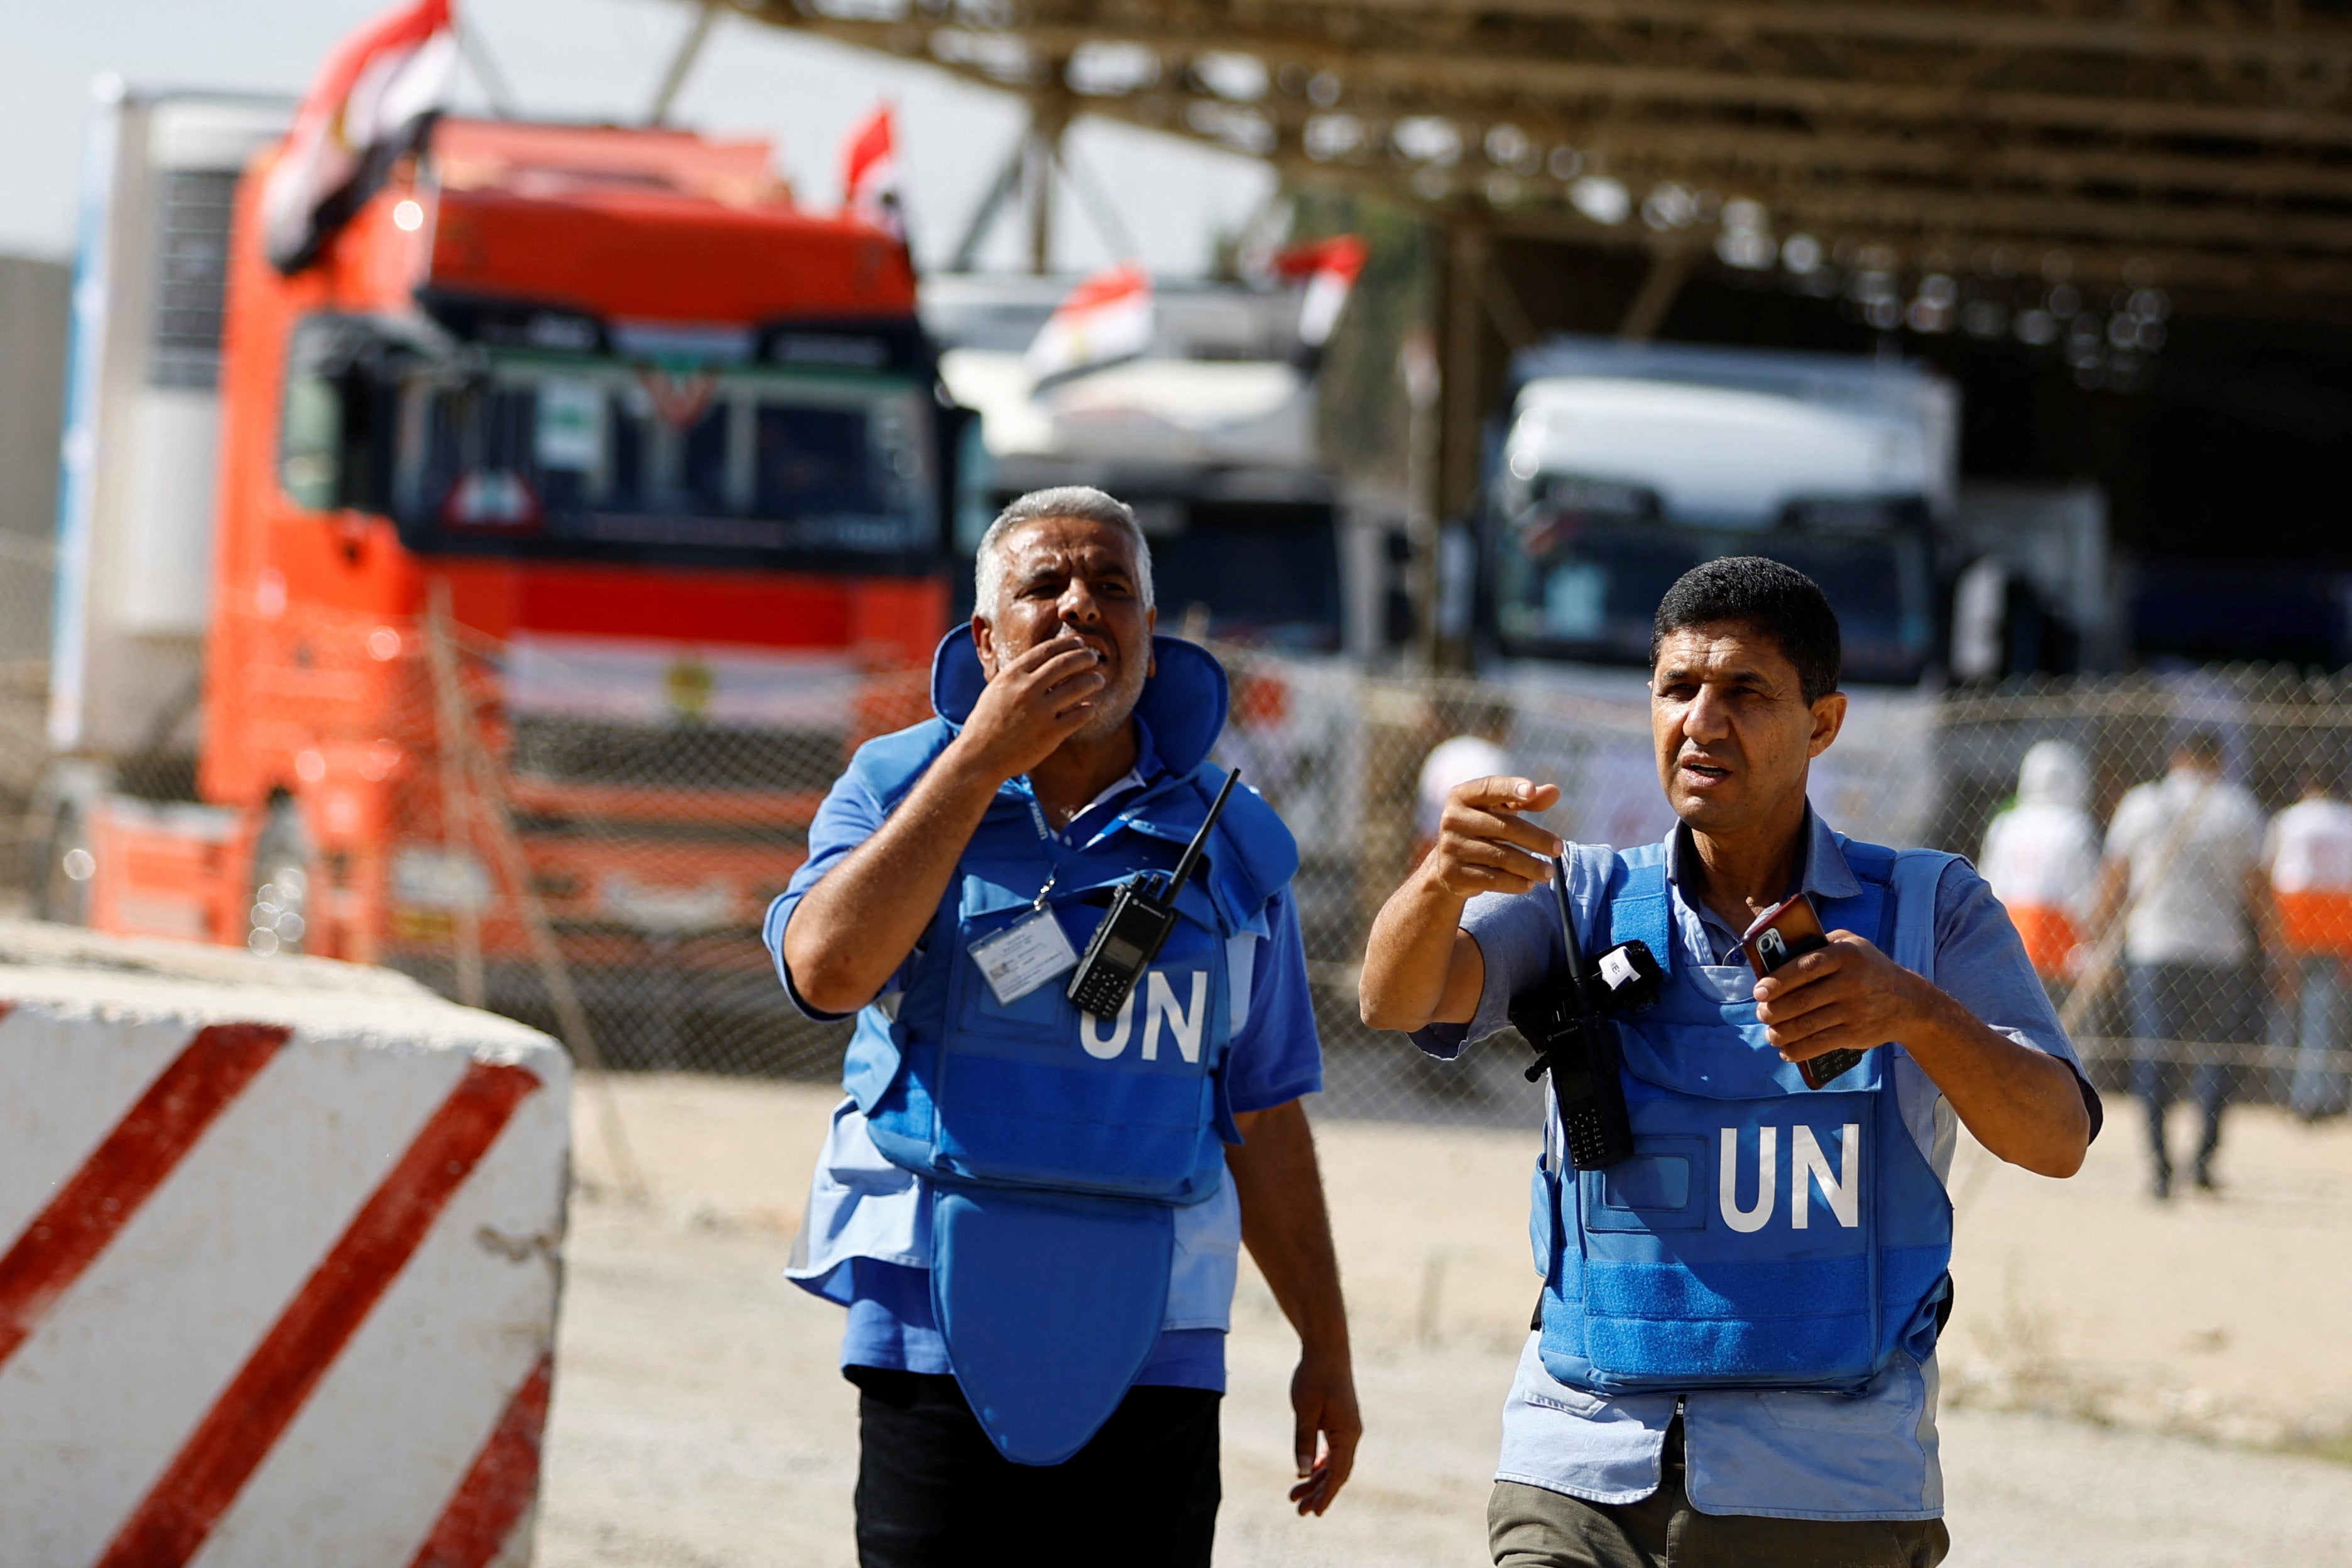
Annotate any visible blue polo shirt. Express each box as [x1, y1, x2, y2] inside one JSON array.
[[765, 717, 1323, 1393]]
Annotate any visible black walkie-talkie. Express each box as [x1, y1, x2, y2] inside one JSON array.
[[1528, 854, 1637, 1171], [1067, 768, 1241, 1019]]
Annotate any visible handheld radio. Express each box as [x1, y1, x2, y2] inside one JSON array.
[[1518, 854, 1638, 1170], [1066, 768, 1241, 1019]]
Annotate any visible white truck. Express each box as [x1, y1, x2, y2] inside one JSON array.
[[1468, 336, 2108, 851], [920, 273, 1374, 656], [29, 85, 292, 922]]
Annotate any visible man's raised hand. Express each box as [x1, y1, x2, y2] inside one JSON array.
[[1751, 931, 1924, 1063], [1422, 776, 1565, 900], [954, 633, 1109, 781]]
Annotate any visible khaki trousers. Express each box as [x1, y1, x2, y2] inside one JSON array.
[[1489, 1427, 1949, 1568]]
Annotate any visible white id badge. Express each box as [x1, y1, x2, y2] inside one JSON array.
[[969, 909, 1079, 1006]]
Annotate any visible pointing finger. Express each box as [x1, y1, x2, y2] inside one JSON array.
[[1450, 776, 1560, 815], [1445, 807, 1565, 859]]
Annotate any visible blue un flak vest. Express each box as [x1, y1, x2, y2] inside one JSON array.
[[837, 628, 1297, 1466], [1532, 839, 1956, 1396]]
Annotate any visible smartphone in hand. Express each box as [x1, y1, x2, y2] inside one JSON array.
[[1741, 894, 1863, 1089]]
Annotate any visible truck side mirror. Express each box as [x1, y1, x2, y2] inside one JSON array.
[[280, 365, 347, 512], [279, 318, 406, 516], [1382, 528, 1415, 646], [936, 396, 985, 557]]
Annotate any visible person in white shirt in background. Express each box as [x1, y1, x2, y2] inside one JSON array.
[[2265, 772, 2352, 1119], [1981, 741, 2102, 988], [1416, 726, 1513, 864], [2092, 729, 2272, 1199], [1407, 724, 1517, 1105]]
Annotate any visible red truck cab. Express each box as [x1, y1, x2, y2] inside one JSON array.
[[78, 112, 955, 1049]]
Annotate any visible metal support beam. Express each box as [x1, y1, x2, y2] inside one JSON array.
[[1616, 248, 1693, 341], [734, 1, 2352, 301], [1437, 218, 1491, 522], [454, 17, 518, 119], [1204, 0, 2352, 72], [949, 136, 1032, 272], [647, 2, 722, 126], [1026, 85, 1071, 275], [765, 13, 2352, 150], [1059, 141, 1143, 263]]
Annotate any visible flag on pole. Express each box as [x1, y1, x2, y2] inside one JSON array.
[[840, 103, 904, 242], [259, 0, 459, 274], [1274, 235, 1368, 348], [1024, 264, 1154, 386]]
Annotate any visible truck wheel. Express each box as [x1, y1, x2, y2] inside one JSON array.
[[246, 802, 313, 957]]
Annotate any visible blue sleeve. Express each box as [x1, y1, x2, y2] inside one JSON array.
[[761, 770, 891, 1022], [1221, 888, 1325, 1113], [1930, 856, 2104, 1140], [1405, 850, 1609, 1059]]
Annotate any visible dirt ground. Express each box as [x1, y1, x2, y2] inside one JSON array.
[[536, 1075, 2352, 1567]]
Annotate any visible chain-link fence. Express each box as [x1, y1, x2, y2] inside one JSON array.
[[0, 533, 55, 905], [1216, 654, 2352, 1128], [1212, 649, 1957, 1126], [11, 606, 2352, 1131]]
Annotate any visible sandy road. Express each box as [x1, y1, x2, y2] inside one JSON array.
[[536, 1077, 2352, 1566]]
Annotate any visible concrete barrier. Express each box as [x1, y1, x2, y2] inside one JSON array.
[[0, 918, 571, 1568]]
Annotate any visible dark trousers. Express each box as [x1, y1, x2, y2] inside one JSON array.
[[2126, 961, 2255, 1180], [2289, 955, 2352, 1119], [851, 1369, 1221, 1568], [1489, 1424, 1947, 1568]]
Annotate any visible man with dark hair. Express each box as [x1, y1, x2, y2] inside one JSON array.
[[1650, 555, 1844, 704], [1361, 556, 2098, 1567]]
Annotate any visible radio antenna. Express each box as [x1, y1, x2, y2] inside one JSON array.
[[1165, 768, 1240, 900], [1552, 854, 1596, 1015]]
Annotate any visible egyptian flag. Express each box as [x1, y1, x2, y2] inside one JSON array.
[[1274, 234, 1368, 351], [840, 103, 906, 244], [259, 0, 458, 274], [1025, 263, 1153, 387]]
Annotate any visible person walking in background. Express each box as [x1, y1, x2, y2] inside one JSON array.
[[2093, 729, 2268, 1198], [1981, 740, 2102, 987], [2267, 771, 2352, 1120]]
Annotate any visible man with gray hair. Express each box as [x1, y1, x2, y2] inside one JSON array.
[[766, 486, 1358, 1565]]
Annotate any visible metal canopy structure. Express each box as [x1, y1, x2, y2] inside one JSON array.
[[725, 0, 2352, 300]]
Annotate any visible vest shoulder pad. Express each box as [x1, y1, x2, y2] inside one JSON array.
[[1189, 762, 1299, 919], [844, 719, 957, 814], [1830, 832, 1958, 978], [1837, 834, 1898, 886], [1831, 834, 1961, 891]]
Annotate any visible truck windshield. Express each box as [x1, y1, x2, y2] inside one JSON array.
[[1148, 502, 1344, 652], [386, 351, 939, 572], [1491, 500, 1935, 685]]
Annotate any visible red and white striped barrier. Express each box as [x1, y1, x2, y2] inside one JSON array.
[[0, 922, 572, 1567]]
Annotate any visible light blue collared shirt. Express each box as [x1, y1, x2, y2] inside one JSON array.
[[1414, 808, 2097, 1520]]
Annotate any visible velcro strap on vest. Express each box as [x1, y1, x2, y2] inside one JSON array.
[[1606, 848, 1674, 977]]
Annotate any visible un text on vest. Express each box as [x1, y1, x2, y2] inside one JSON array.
[[1719, 1123, 1863, 1232]]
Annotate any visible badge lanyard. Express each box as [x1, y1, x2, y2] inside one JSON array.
[[967, 793, 1081, 1006]]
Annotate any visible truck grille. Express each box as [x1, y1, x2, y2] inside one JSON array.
[[149, 170, 237, 389], [506, 717, 849, 798]]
